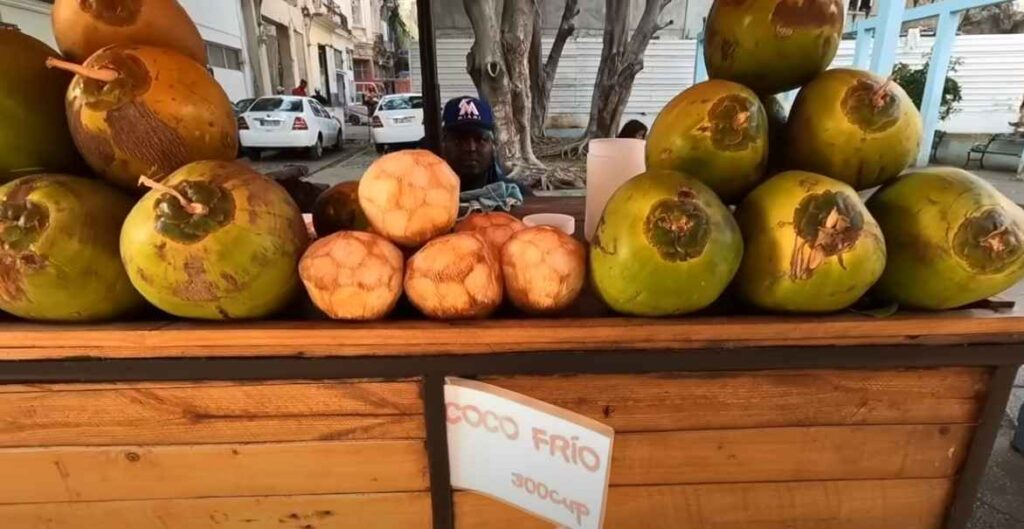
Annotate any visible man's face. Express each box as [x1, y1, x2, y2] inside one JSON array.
[[442, 126, 494, 179]]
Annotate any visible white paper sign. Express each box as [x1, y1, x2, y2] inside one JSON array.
[[445, 377, 615, 529]]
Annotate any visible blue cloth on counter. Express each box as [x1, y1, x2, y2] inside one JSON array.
[[459, 181, 524, 218]]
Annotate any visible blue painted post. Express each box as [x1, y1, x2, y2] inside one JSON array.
[[916, 10, 962, 167], [852, 27, 873, 69], [694, 32, 709, 84], [870, 0, 907, 75]]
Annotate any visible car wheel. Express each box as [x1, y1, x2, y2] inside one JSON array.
[[375, 143, 386, 154], [309, 136, 324, 160]]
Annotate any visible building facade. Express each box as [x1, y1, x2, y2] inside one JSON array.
[[0, 0, 407, 107]]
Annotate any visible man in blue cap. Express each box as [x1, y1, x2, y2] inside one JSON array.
[[441, 96, 510, 192]]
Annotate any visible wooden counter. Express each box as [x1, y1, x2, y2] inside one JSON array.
[[0, 308, 1021, 529]]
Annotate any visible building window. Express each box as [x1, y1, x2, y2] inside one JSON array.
[[205, 42, 243, 71], [353, 59, 372, 81], [352, 0, 363, 26], [334, 49, 346, 72]]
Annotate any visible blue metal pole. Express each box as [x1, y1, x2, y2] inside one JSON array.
[[852, 27, 872, 69], [916, 10, 962, 167], [694, 32, 708, 84], [870, 0, 907, 75]]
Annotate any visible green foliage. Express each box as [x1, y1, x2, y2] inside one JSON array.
[[892, 57, 964, 121]]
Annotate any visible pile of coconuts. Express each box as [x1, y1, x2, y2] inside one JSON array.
[[302, 150, 586, 321], [0, 0, 311, 323], [1, 0, 1021, 325], [592, 0, 1024, 316]]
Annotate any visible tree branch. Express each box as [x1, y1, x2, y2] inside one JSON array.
[[464, 0, 502, 81], [627, 0, 674, 58], [544, 0, 579, 79]]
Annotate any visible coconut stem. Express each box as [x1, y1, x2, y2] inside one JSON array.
[[137, 176, 209, 216], [45, 57, 120, 83], [871, 78, 894, 109]]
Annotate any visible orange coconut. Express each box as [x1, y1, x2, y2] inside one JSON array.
[[299, 231, 404, 320], [455, 212, 526, 255], [404, 232, 503, 319], [358, 150, 460, 247], [501, 226, 586, 314]]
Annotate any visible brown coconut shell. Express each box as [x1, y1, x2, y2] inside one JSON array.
[[52, 0, 207, 63], [60, 45, 238, 191]]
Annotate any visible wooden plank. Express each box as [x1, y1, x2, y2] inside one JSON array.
[[0, 381, 424, 446], [454, 478, 954, 529], [610, 424, 972, 485], [0, 440, 428, 503], [0, 492, 432, 529], [483, 369, 989, 431], [0, 306, 1023, 358]]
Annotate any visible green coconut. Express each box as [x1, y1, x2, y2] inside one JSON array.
[[787, 68, 923, 190], [120, 160, 309, 320], [762, 94, 789, 174], [734, 170, 886, 313], [0, 25, 82, 182], [866, 167, 1024, 310], [704, 0, 844, 95], [0, 174, 144, 321], [590, 169, 743, 316], [646, 80, 768, 204]]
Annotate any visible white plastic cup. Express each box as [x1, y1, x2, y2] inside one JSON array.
[[586, 138, 646, 241], [523, 213, 576, 236]]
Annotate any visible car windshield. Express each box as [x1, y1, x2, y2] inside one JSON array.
[[249, 98, 304, 112], [379, 96, 423, 111]]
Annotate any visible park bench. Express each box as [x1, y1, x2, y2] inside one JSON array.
[[965, 131, 1024, 170]]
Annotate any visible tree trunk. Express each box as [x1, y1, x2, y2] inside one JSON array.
[[581, 0, 673, 141], [463, 0, 546, 175], [501, 0, 541, 166], [530, 0, 580, 137], [463, 0, 520, 172]]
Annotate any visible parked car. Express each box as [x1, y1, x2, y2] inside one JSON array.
[[346, 104, 370, 125], [238, 96, 344, 160], [371, 93, 424, 153], [233, 98, 256, 117]]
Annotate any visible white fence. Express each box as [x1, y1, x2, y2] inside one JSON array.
[[412, 33, 1024, 134]]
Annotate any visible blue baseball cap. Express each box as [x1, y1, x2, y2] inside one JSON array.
[[442, 96, 494, 131]]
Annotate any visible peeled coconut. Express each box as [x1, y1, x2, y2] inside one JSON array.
[[52, 0, 207, 63], [404, 232, 503, 319], [867, 167, 1024, 310], [734, 170, 886, 313], [591, 170, 744, 316], [646, 80, 769, 204], [0, 174, 144, 321], [299, 231, 404, 320], [786, 68, 922, 190], [359, 150, 460, 247], [313, 181, 370, 237], [455, 212, 526, 255], [704, 0, 844, 95], [501, 226, 586, 314], [53, 45, 238, 191], [121, 160, 308, 320]]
